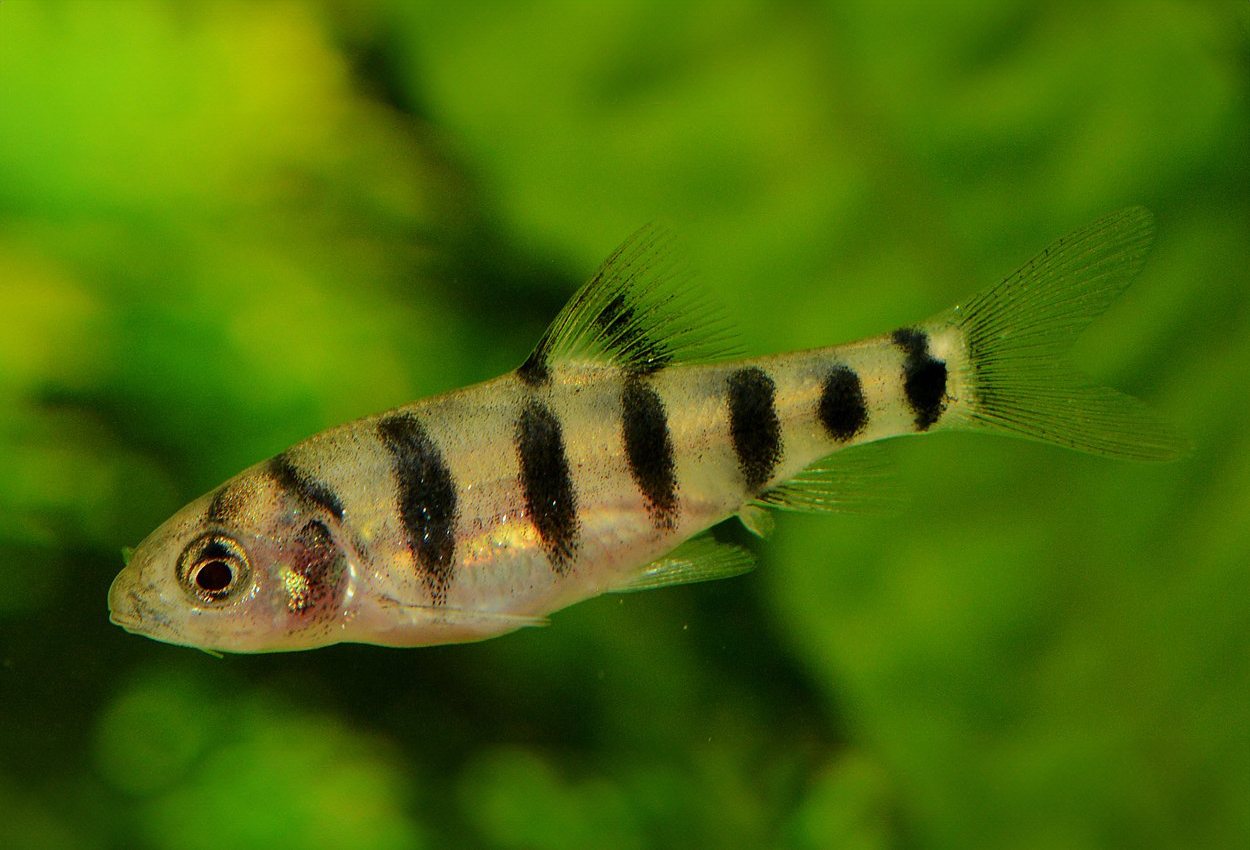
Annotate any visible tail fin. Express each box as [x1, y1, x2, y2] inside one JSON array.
[[937, 207, 1187, 461]]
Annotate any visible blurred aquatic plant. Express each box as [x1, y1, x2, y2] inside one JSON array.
[[94, 667, 423, 850], [1, 1, 1247, 850]]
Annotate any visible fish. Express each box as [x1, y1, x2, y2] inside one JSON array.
[[107, 207, 1185, 652]]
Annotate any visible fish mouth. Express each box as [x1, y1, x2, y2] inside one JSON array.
[[108, 597, 193, 648], [109, 610, 137, 627], [109, 608, 144, 631], [107, 574, 173, 636], [108, 576, 139, 627]]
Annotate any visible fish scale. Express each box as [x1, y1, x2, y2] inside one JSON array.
[[108, 208, 1186, 652]]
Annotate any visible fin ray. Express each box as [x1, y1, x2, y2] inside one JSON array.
[[521, 226, 741, 376], [939, 206, 1188, 461], [755, 443, 902, 515], [736, 503, 777, 538], [380, 596, 550, 628], [609, 535, 755, 593]]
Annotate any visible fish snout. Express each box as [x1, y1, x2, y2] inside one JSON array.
[[107, 572, 142, 629]]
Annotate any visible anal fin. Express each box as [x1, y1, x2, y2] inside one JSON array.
[[754, 443, 901, 515], [609, 535, 755, 593]]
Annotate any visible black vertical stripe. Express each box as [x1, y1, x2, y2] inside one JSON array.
[[515, 400, 579, 574], [285, 519, 346, 617], [377, 413, 459, 603], [621, 377, 679, 529], [267, 452, 345, 521], [206, 485, 242, 524], [727, 366, 782, 492], [206, 487, 233, 522], [516, 351, 552, 386], [892, 328, 948, 430], [818, 365, 868, 442]]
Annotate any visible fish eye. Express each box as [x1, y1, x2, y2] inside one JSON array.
[[195, 559, 233, 592], [178, 534, 250, 603]]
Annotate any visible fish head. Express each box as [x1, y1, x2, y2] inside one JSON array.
[[108, 462, 358, 652]]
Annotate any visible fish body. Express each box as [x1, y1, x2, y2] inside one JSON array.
[[108, 208, 1184, 652]]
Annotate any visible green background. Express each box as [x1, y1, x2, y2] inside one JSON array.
[[1, 1, 1246, 848]]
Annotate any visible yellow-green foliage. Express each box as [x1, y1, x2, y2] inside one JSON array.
[[1, 2, 1246, 849]]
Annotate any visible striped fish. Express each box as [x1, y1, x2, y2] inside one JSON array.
[[108, 208, 1184, 652]]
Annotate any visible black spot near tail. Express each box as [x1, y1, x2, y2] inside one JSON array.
[[819, 365, 868, 442], [515, 400, 579, 574], [378, 413, 459, 603], [267, 453, 345, 521], [727, 367, 782, 492], [621, 377, 679, 529], [892, 328, 948, 431]]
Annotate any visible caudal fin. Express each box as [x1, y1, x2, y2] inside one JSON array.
[[938, 207, 1187, 461]]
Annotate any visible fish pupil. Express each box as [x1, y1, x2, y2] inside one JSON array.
[[195, 560, 233, 592]]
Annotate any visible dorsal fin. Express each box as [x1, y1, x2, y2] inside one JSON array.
[[517, 226, 741, 382]]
